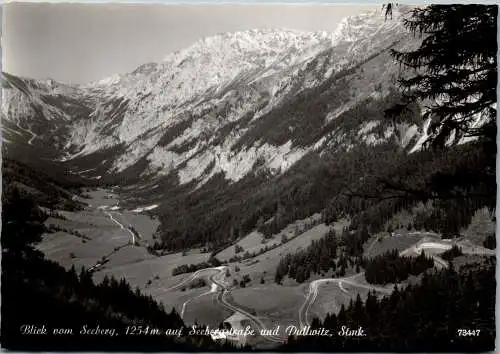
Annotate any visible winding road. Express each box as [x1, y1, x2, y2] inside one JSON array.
[[14, 121, 38, 145], [88, 207, 145, 272], [298, 272, 391, 329], [180, 283, 218, 319], [209, 269, 284, 343], [161, 268, 222, 293], [298, 236, 495, 329], [162, 266, 284, 343], [105, 211, 136, 244]]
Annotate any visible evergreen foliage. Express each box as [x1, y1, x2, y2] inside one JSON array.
[[1, 184, 230, 351], [363, 249, 434, 284], [283, 259, 495, 352], [391, 5, 497, 148], [171, 256, 221, 276], [440, 244, 463, 261], [275, 229, 345, 283], [483, 233, 496, 250]]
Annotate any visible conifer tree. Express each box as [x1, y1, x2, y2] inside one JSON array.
[[390, 5, 497, 148]]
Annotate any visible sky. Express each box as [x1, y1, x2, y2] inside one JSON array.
[[2, 3, 379, 84]]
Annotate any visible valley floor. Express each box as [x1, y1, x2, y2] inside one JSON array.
[[36, 188, 495, 349]]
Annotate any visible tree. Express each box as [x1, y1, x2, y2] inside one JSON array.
[[382, 3, 398, 20], [285, 259, 495, 352], [441, 244, 463, 261], [483, 233, 496, 250], [2, 187, 44, 251], [390, 5, 497, 148], [208, 257, 221, 267], [369, 4, 497, 209]]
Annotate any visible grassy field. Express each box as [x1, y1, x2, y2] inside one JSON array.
[[216, 231, 268, 262], [170, 217, 347, 335], [221, 219, 350, 289], [230, 283, 305, 328], [307, 282, 353, 322], [92, 251, 211, 289], [156, 286, 209, 316], [101, 246, 155, 268], [363, 231, 441, 258], [38, 188, 212, 304], [42, 187, 471, 339], [215, 213, 325, 263], [183, 294, 232, 328], [230, 223, 332, 285], [36, 230, 96, 270], [39, 210, 133, 268], [308, 276, 392, 323], [109, 211, 160, 244]]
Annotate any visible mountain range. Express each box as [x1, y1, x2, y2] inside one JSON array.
[[1, 6, 488, 251]]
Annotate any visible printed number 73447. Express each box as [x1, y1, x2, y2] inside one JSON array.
[[457, 329, 481, 336]]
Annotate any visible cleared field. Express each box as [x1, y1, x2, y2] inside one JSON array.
[[216, 231, 268, 262], [230, 284, 306, 329], [183, 294, 232, 328], [461, 207, 495, 245], [154, 287, 210, 315], [307, 282, 353, 321], [364, 231, 441, 258], [36, 231, 93, 269], [92, 251, 211, 289], [37, 227, 131, 269], [43, 187, 458, 344], [109, 211, 160, 244], [40, 208, 146, 270], [85, 188, 120, 206], [454, 238, 496, 256], [38, 188, 215, 312], [452, 254, 494, 269], [56, 210, 117, 227], [101, 246, 155, 268], [305, 272, 392, 326], [215, 214, 325, 263], [234, 223, 332, 284]]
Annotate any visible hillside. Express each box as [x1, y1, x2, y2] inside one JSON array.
[[1, 174, 232, 351], [1, 7, 431, 252], [1, 4, 496, 352]]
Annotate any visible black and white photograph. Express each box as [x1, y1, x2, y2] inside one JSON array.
[[1, 2, 497, 352]]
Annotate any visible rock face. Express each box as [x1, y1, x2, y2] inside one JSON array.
[[2, 7, 424, 185]]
